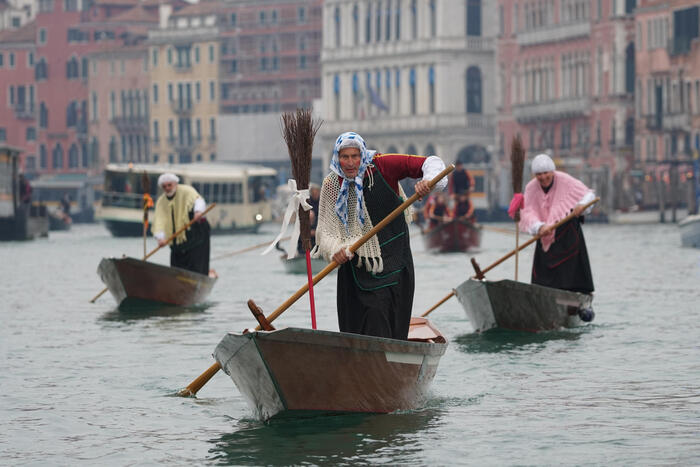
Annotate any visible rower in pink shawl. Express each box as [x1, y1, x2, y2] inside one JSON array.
[[518, 154, 596, 294]]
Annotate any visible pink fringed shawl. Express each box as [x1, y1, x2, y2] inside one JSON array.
[[519, 171, 591, 251]]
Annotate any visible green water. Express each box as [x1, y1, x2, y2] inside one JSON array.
[[1, 222, 698, 465]]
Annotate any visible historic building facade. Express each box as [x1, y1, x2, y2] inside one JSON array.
[[635, 0, 699, 214], [497, 0, 637, 215], [0, 22, 37, 172], [148, 2, 221, 163], [320, 0, 499, 211]]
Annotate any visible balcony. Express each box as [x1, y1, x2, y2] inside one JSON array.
[[517, 22, 590, 47], [662, 112, 691, 132], [14, 106, 35, 120], [170, 100, 193, 115], [173, 138, 195, 153], [173, 62, 192, 73], [513, 97, 590, 123], [110, 116, 149, 134], [643, 114, 662, 131]]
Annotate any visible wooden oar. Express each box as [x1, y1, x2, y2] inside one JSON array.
[[421, 197, 600, 317], [177, 164, 456, 397], [89, 203, 217, 303], [211, 236, 291, 261]]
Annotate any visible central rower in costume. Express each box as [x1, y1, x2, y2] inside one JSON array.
[[152, 173, 211, 275], [312, 132, 447, 340], [518, 154, 595, 294]]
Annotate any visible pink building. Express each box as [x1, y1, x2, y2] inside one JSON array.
[[219, 0, 322, 114], [85, 4, 159, 170], [0, 21, 36, 172], [635, 0, 699, 214], [496, 0, 637, 214]]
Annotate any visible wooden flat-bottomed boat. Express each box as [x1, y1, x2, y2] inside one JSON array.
[[423, 219, 481, 253], [97, 257, 217, 308], [454, 278, 594, 333], [213, 317, 447, 421]]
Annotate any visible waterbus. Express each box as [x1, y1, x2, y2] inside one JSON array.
[[96, 163, 277, 237]]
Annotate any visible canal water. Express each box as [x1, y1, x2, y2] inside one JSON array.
[[1, 220, 699, 465]]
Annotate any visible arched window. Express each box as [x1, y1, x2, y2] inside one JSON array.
[[428, 67, 435, 113], [81, 142, 89, 167], [40, 144, 47, 168], [411, 0, 417, 39], [409, 68, 416, 115], [334, 74, 341, 120], [109, 136, 118, 163], [425, 144, 436, 155], [366, 4, 372, 43], [386, 145, 398, 154], [353, 4, 359, 44], [385, 0, 392, 41], [395, 0, 401, 39], [429, 0, 437, 37], [68, 144, 79, 168], [52, 143, 64, 169], [406, 144, 417, 155], [467, 0, 481, 37], [334, 7, 341, 47], [376, 1, 382, 42], [625, 42, 635, 94], [90, 138, 99, 167], [466, 66, 482, 113]]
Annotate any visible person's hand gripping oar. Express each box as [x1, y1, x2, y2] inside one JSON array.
[[176, 165, 455, 397]]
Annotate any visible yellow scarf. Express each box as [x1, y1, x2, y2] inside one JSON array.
[[152, 184, 201, 244]]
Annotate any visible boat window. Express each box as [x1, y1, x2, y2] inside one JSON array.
[[248, 175, 275, 203], [230, 183, 243, 203]]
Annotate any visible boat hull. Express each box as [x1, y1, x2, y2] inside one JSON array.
[[455, 278, 593, 332], [423, 219, 481, 253], [97, 257, 216, 308], [214, 319, 447, 421], [679, 214, 700, 248]]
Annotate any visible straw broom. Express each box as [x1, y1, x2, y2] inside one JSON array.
[[510, 135, 525, 280], [281, 108, 322, 328]]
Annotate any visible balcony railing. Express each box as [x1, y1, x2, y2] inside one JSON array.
[[662, 112, 691, 131], [110, 116, 149, 134], [14, 106, 36, 120], [517, 22, 590, 47], [170, 100, 193, 115], [513, 96, 591, 123], [174, 62, 192, 73]]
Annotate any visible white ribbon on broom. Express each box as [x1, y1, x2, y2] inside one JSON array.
[[262, 179, 312, 259]]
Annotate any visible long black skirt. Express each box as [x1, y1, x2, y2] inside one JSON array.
[[531, 217, 594, 294], [336, 263, 414, 340], [170, 220, 211, 275]]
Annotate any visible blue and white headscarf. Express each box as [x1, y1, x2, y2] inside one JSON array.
[[330, 131, 375, 228]]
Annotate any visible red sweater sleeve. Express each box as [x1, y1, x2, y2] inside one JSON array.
[[370, 153, 426, 194]]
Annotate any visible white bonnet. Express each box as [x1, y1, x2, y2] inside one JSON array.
[[158, 173, 180, 186], [531, 154, 555, 174]]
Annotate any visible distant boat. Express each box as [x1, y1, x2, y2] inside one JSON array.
[[679, 214, 700, 248], [48, 211, 71, 231], [422, 219, 481, 253], [213, 317, 447, 421], [454, 278, 594, 333], [97, 257, 217, 308], [280, 254, 329, 275]]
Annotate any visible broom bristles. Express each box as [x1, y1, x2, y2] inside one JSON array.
[[510, 135, 525, 194], [281, 108, 323, 250]]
